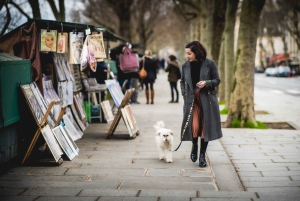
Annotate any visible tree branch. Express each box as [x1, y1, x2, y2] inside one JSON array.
[[9, 0, 31, 19], [47, 0, 59, 19], [0, 4, 11, 36]]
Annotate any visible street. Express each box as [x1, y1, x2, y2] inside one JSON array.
[[255, 73, 300, 97]]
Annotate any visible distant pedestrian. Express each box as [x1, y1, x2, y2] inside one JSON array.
[[165, 55, 180, 103], [180, 41, 222, 168], [140, 50, 157, 104]]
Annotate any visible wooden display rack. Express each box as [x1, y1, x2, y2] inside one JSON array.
[[105, 88, 140, 139], [21, 102, 67, 165]]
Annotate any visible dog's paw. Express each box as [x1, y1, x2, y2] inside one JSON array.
[[159, 156, 165, 160], [166, 159, 173, 163]]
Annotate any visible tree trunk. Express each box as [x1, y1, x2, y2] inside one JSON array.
[[269, 37, 278, 66], [225, 0, 266, 127], [200, 0, 215, 58], [28, 0, 41, 19], [218, 33, 225, 102], [224, 0, 239, 109], [59, 0, 65, 21], [211, 0, 226, 64], [281, 33, 289, 66], [258, 37, 266, 68]]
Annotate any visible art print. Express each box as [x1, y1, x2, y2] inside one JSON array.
[[60, 125, 79, 154], [52, 126, 76, 160], [40, 125, 63, 162], [69, 32, 84, 64], [65, 108, 83, 136], [63, 114, 82, 141], [70, 104, 86, 131], [40, 29, 57, 52], [57, 32, 68, 53], [88, 33, 106, 59], [21, 85, 44, 124], [100, 100, 114, 122]]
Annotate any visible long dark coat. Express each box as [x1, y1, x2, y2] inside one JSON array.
[[180, 58, 222, 142]]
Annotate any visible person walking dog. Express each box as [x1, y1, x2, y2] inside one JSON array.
[[180, 41, 223, 167]]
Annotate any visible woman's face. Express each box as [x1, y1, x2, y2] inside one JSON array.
[[45, 35, 54, 48], [185, 48, 196, 62]]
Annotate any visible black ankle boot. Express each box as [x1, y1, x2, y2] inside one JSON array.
[[199, 153, 207, 167], [190, 144, 198, 162]]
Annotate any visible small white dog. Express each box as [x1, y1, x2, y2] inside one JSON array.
[[154, 121, 174, 163]]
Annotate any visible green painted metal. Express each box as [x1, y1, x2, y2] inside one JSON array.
[[0, 53, 31, 127], [0, 125, 17, 164]]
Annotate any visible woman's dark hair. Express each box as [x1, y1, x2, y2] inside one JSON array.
[[185, 41, 207, 61], [168, 55, 176, 61]]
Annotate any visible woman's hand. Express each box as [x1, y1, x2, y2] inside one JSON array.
[[196, 81, 206, 88]]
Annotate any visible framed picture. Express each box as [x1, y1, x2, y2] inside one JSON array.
[[70, 105, 86, 131], [57, 32, 68, 53], [69, 32, 84, 64], [40, 125, 63, 162], [63, 114, 82, 141], [100, 100, 114, 122], [59, 125, 79, 155], [121, 108, 133, 137], [40, 29, 57, 52], [65, 108, 83, 137], [21, 85, 44, 125], [52, 126, 76, 160], [87, 33, 106, 59], [124, 105, 138, 133], [105, 80, 124, 108]]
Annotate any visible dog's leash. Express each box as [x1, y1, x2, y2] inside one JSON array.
[[173, 99, 194, 151]]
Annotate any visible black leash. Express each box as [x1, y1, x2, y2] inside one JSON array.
[[173, 100, 194, 151]]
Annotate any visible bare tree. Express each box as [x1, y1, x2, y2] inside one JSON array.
[[225, 0, 266, 128]]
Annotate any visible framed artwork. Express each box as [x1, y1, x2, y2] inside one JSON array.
[[57, 32, 68, 53], [87, 33, 106, 59], [121, 108, 133, 137], [40, 125, 63, 162], [69, 32, 84, 64], [124, 105, 138, 133], [105, 80, 124, 108], [40, 29, 57, 52], [59, 125, 79, 155], [100, 100, 114, 122], [52, 126, 76, 160], [21, 85, 44, 125], [63, 114, 82, 141], [65, 108, 83, 137], [70, 104, 86, 131]]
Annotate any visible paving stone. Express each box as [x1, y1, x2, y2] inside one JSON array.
[[261, 171, 300, 177], [80, 189, 138, 197], [254, 163, 300, 167], [147, 168, 180, 176], [65, 168, 145, 176], [244, 181, 300, 188], [240, 176, 290, 182], [237, 172, 262, 177], [255, 188, 300, 200], [206, 151, 231, 164], [21, 188, 82, 196], [246, 187, 300, 192], [99, 197, 158, 201], [0, 195, 38, 201], [0, 188, 26, 196], [182, 169, 213, 177], [288, 166, 300, 171], [0, 175, 86, 182], [0, 180, 118, 189], [272, 158, 300, 163], [121, 181, 217, 191], [199, 191, 257, 198], [290, 175, 300, 180], [231, 159, 273, 163], [235, 166, 287, 172], [139, 189, 196, 197], [192, 198, 252, 201], [4, 167, 33, 175], [212, 164, 244, 191], [28, 167, 68, 175], [160, 197, 191, 201], [36, 196, 98, 201]]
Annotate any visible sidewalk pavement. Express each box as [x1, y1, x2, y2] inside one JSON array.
[[0, 70, 299, 201]]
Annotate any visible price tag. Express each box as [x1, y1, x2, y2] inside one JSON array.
[[85, 28, 91, 35]]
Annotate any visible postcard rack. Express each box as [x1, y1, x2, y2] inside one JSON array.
[[105, 88, 140, 139]]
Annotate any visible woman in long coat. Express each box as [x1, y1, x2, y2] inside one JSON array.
[[180, 41, 222, 167]]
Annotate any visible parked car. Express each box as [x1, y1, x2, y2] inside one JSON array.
[[277, 66, 291, 77], [265, 67, 278, 76], [255, 67, 265, 73]]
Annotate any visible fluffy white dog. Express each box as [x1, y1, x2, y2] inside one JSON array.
[[154, 121, 174, 163]]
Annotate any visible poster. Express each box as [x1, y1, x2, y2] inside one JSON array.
[[69, 32, 84, 64], [40, 29, 57, 52], [57, 32, 68, 53]]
